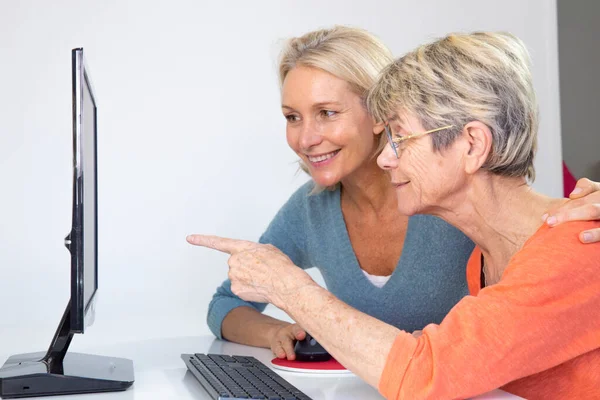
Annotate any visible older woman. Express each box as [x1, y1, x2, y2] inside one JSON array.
[[189, 32, 600, 399]]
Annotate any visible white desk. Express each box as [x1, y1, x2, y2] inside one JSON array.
[[0, 335, 522, 400]]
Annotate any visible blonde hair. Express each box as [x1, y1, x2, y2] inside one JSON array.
[[278, 26, 393, 191], [367, 31, 538, 181]]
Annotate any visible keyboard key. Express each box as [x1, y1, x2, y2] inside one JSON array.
[[183, 353, 311, 400]]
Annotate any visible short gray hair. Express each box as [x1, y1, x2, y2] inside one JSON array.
[[367, 31, 538, 181]]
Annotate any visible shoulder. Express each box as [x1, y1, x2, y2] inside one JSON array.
[[506, 220, 600, 282], [279, 180, 339, 216], [270, 181, 314, 219], [259, 181, 339, 262], [521, 220, 599, 259], [264, 180, 338, 231]]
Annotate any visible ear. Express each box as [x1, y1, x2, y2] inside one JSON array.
[[462, 121, 493, 175], [372, 119, 386, 136]]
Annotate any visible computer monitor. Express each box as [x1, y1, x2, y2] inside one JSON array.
[[0, 48, 134, 399], [69, 46, 98, 334]]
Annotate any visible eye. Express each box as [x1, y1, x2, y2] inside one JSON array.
[[393, 125, 410, 138], [285, 114, 300, 123], [320, 110, 337, 118]]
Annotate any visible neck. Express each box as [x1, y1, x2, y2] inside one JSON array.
[[432, 173, 566, 282], [339, 158, 395, 215]]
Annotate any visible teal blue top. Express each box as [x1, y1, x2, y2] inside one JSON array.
[[207, 181, 474, 339]]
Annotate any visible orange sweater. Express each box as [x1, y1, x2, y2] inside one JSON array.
[[379, 221, 600, 400]]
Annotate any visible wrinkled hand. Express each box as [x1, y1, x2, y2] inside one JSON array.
[[544, 178, 600, 243], [186, 235, 316, 309], [270, 323, 306, 360]]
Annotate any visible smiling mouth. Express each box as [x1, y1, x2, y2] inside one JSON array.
[[306, 150, 340, 163]]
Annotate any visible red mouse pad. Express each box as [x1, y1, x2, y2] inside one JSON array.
[[270, 357, 351, 374]]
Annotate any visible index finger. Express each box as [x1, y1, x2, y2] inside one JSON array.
[[186, 234, 256, 254]]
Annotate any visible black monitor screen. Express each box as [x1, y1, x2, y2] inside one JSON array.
[[70, 48, 98, 333]]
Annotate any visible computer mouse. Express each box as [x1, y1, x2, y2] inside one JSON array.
[[294, 333, 331, 362]]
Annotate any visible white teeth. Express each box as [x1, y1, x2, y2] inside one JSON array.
[[308, 151, 338, 163]]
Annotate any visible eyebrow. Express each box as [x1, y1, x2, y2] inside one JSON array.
[[281, 101, 343, 110], [312, 101, 343, 109]]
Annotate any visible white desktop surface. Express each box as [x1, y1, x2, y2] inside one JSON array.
[[0, 335, 522, 400]]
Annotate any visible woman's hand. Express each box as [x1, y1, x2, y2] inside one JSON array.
[[269, 323, 306, 360], [187, 234, 400, 389], [544, 178, 600, 243], [186, 235, 316, 308]]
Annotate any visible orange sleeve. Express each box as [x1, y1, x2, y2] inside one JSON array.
[[379, 221, 600, 400]]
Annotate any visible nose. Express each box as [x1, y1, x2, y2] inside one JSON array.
[[298, 120, 323, 150], [377, 143, 398, 171]]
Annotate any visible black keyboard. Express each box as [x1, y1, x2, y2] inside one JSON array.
[[181, 353, 313, 400]]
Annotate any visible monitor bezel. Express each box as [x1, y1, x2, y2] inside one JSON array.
[[70, 48, 99, 333]]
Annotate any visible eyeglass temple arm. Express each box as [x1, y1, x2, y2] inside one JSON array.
[[394, 125, 455, 142]]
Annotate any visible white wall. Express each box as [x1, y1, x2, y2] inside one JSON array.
[[0, 0, 561, 355]]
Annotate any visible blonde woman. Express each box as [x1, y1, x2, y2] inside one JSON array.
[[193, 31, 600, 399], [207, 26, 475, 359]]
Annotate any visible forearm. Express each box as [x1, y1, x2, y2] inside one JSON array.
[[281, 284, 401, 388], [221, 306, 290, 348]]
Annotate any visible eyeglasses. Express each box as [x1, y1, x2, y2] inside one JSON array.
[[384, 124, 455, 158]]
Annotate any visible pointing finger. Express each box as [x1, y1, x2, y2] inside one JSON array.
[[186, 234, 256, 254]]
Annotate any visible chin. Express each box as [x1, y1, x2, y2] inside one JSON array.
[[396, 199, 424, 217], [311, 173, 341, 188]]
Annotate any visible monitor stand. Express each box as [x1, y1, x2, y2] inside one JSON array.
[[0, 300, 134, 399]]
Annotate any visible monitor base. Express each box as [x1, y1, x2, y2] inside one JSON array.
[[0, 351, 134, 399]]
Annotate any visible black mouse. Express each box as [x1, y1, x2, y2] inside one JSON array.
[[294, 333, 331, 362]]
